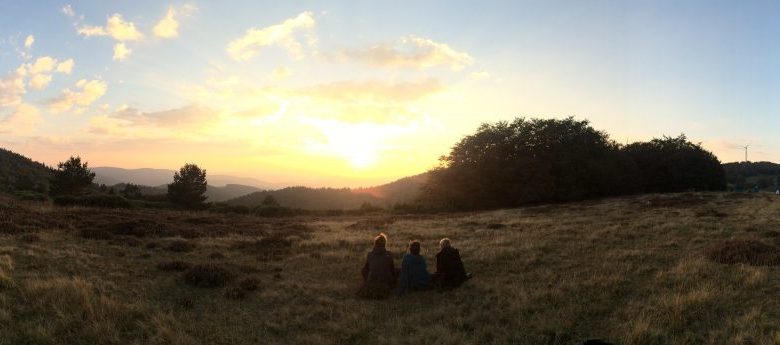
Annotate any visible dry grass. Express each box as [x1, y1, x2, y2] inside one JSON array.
[[2, 193, 780, 344]]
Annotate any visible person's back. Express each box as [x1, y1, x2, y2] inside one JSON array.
[[398, 240, 431, 295], [359, 233, 396, 299], [434, 238, 470, 288]]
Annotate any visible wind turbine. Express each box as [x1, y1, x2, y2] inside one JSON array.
[[742, 144, 749, 163]]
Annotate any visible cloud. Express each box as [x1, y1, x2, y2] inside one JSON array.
[[341, 35, 473, 70], [24, 35, 34, 49], [56, 59, 75, 74], [153, 7, 179, 38], [28, 74, 52, 90], [110, 104, 216, 128], [0, 103, 41, 135], [269, 67, 292, 80], [113, 43, 131, 61], [78, 13, 143, 41], [28, 56, 56, 74], [62, 4, 75, 17], [0, 65, 26, 108], [48, 79, 108, 113], [227, 11, 315, 61], [305, 78, 444, 102]]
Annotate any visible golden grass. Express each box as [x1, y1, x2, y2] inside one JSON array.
[[2, 193, 780, 344]]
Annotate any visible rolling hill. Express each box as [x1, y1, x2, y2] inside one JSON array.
[[225, 173, 428, 210], [0, 148, 53, 192]]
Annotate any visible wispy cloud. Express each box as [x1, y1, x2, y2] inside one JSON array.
[[0, 103, 41, 135], [341, 35, 473, 70], [227, 11, 316, 61], [24, 35, 34, 49]]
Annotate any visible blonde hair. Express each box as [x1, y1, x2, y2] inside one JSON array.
[[374, 233, 387, 247], [439, 238, 451, 248]]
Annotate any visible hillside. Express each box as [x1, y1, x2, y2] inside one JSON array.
[[2, 192, 780, 343], [227, 173, 428, 210], [0, 148, 53, 192], [226, 186, 383, 210]]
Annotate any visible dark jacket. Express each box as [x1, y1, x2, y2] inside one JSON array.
[[435, 246, 467, 287], [398, 253, 431, 295], [361, 246, 396, 288]]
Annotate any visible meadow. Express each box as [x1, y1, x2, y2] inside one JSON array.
[[2, 192, 780, 344]]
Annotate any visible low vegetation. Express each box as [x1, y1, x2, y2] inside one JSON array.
[[1, 192, 780, 344]]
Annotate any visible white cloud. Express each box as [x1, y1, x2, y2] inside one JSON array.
[[56, 59, 75, 74], [227, 11, 315, 61], [49, 79, 108, 113], [62, 4, 75, 17], [0, 103, 41, 134], [78, 13, 143, 41], [0, 65, 26, 108], [153, 7, 179, 38], [113, 43, 131, 61], [28, 73, 52, 90], [342, 35, 474, 70], [24, 35, 34, 49]]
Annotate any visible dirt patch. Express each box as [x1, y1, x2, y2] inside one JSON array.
[[694, 209, 728, 218], [705, 239, 780, 266], [166, 239, 195, 252], [486, 223, 507, 229], [80, 228, 112, 240]]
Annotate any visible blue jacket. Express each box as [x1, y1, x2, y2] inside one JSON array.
[[398, 253, 431, 294]]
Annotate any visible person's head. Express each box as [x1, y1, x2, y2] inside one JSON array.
[[409, 240, 421, 255], [439, 237, 451, 250], [374, 233, 387, 248]]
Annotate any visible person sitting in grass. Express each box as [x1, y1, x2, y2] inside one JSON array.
[[433, 238, 472, 289], [358, 233, 397, 299], [398, 240, 432, 295]]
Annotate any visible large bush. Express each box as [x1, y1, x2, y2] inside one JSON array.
[[622, 135, 726, 192], [423, 117, 641, 210]]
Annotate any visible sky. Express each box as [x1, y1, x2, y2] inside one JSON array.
[[1, 1, 779, 187]]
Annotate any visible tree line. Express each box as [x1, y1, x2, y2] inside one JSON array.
[[420, 117, 726, 210]]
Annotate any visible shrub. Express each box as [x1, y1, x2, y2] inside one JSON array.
[[239, 278, 259, 291], [19, 234, 40, 242], [80, 228, 112, 240], [166, 239, 195, 252], [184, 264, 232, 288], [224, 287, 246, 300], [705, 239, 780, 266], [54, 195, 132, 208], [157, 261, 191, 271]]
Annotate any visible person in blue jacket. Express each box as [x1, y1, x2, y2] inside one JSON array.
[[398, 240, 432, 295]]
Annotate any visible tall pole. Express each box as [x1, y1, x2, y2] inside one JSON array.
[[744, 145, 749, 162]]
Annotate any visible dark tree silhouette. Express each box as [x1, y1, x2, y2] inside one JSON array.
[[622, 135, 726, 192], [423, 117, 641, 210], [121, 183, 143, 199], [167, 164, 208, 209], [50, 156, 96, 195]]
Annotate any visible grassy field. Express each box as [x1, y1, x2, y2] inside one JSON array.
[[2, 192, 780, 344]]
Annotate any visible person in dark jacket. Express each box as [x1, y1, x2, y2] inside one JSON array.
[[433, 238, 471, 289], [358, 233, 397, 299], [398, 240, 432, 295]]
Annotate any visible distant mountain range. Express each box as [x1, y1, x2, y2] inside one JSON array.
[[0, 148, 429, 208], [91, 167, 283, 189]]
